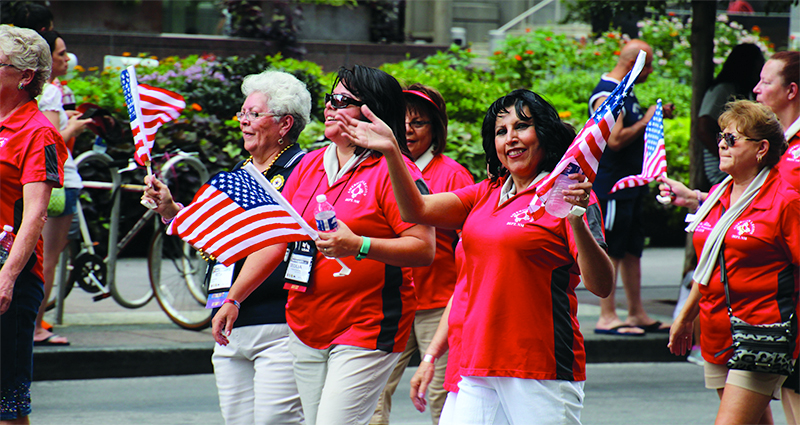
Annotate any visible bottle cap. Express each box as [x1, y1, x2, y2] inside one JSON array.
[[316, 194, 328, 203], [2, 225, 12, 232]]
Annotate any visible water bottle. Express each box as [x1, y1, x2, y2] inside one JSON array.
[[0, 225, 15, 269], [92, 136, 107, 154], [315, 194, 338, 232], [546, 162, 582, 218]]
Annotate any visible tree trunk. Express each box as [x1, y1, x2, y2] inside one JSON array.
[[685, 0, 717, 275]]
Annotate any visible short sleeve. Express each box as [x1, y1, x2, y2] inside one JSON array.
[[20, 126, 65, 187], [444, 165, 475, 193], [699, 83, 734, 119], [453, 180, 489, 213], [779, 195, 800, 267], [38, 84, 62, 112]]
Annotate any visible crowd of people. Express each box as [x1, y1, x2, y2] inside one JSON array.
[[0, 15, 798, 425]]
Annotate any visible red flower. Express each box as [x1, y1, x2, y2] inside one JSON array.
[[668, 12, 676, 16], [191, 103, 202, 112], [494, 51, 503, 56], [514, 55, 522, 61], [525, 50, 534, 55], [525, 28, 531, 33], [613, 50, 620, 55], [594, 51, 601, 56], [607, 33, 616, 39], [546, 37, 552, 41]]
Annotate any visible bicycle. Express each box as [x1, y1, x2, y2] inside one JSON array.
[[50, 149, 213, 330]]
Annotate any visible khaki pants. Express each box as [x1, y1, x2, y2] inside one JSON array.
[[371, 307, 449, 424]]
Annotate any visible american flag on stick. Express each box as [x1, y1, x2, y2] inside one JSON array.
[[120, 66, 185, 166], [166, 163, 315, 267], [610, 99, 667, 193], [528, 50, 647, 217]]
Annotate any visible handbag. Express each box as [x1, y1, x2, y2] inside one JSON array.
[[714, 245, 795, 375]]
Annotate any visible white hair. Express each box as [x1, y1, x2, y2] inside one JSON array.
[[0, 25, 51, 97], [241, 70, 312, 143]]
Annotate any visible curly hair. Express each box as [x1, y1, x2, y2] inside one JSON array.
[[0, 25, 51, 98], [241, 70, 312, 144], [718, 99, 786, 167], [481, 89, 574, 182]]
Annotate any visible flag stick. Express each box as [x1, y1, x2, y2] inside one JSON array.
[[140, 160, 158, 210]]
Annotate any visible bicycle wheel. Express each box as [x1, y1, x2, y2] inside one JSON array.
[[45, 241, 77, 311], [148, 229, 211, 330], [74, 151, 117, 258], [159, 154, 209, 207]]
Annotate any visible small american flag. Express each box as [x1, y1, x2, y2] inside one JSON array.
[[609, 99, 667, 193], [166, 164, 316, 267], [121, 66, 185, 166], [528, 50, 647, 216]]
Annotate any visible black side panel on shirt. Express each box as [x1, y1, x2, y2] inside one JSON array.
[[376, 264, 404, 352], [776, 264, 797, 321], [44, 143, 60, 183], [551, 263, 576, 381], [415, 178, 431, 195], [586, 203, 608, 251]]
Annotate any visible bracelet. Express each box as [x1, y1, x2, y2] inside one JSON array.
[[356, 236, 371, 261], [694, 190, 703, 207], [422, 354, 435, 364], [223, 299, 241, 309], [161, 202, 185, 225]]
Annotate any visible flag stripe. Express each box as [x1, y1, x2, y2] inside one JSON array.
[[609, 99, 667, 193]]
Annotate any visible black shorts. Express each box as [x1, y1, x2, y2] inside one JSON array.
[[599, 196, 645, 259]]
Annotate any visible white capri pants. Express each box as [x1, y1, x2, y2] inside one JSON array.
[[288, 330, 401, 425], [453, 375, 585, 425], [211, 323, 304, 424]]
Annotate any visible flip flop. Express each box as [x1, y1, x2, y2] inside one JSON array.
[[34, 334, 70, 346], [594, 324, 645, 337], [635, 321, 671, 334]]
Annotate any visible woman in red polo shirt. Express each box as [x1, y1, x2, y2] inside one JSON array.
[[213, 65, 435, 425], [340, 89, 614, 424], [664, 100, 799, 424], [0, 25, 67, 423]]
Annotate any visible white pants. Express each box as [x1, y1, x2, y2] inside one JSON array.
[[288, 330, 401, 425], [453, 376, 585, 425], [212, 323, 304, 425], [438, 391, 458, 425]]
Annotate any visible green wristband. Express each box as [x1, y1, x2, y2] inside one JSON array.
[[356, 236, 371, 260]]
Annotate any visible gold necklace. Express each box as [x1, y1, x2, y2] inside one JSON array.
[[244, 142, 293, 176]]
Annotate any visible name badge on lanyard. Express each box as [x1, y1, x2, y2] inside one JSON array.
[[284, 240, 317, 293], [205, 262, 235, 309]]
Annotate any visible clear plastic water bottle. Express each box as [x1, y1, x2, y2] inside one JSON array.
[[315, 194, 339, 232], [92, 136, 107, 154], [546, 162, 582, 218], [0, 225, 15, 269]]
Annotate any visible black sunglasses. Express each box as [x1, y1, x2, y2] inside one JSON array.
[[325, 93, 364, 110], [717, 132, 759, 147]]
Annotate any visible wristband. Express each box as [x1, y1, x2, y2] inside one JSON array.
[[223, 299, 241, 309], [694, 190, 703, 207], [568, 205, 586, 217], [161, 202, 185, 225], [423, 354, 435, 364], [356, 236, 371, 261]]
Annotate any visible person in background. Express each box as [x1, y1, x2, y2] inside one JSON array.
[[0, 25, 68, 424], [342, 88, 613, 424], [34, 30, 91, 347], [370, 84, 473, 425], [212, 65, 435, 425], [590, 39, 675, 336], [753, 50, 800, 424], [143, 70, 310, 424], [663, 100, 798, 425], [11, 3, 53, 33]]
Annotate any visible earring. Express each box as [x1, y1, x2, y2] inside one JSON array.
[[17, 82, 24, 90], [757, 154, 764, 163], [278, 137, 284, 145]]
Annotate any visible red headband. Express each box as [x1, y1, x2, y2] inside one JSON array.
[[403, 89, 441, 112]]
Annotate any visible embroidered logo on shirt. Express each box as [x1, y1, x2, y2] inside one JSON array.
[[345, 181, 368, 204], [696, 221, 714, 233], [271, 175, 285, 190], [507, 208, 532, 227], [0, 137, 7, 148], [732, 220, 755, 240], [787, 145, 800, 163]]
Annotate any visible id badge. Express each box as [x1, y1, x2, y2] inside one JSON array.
[[284, 240, 316, 293], [206, 262, 235, 309]]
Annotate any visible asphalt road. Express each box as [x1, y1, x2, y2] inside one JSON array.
[[30, 362, 791, 425]]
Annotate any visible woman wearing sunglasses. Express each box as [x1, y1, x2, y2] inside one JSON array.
[[661, 100, 799, 424], [214, 65, 434, 425]]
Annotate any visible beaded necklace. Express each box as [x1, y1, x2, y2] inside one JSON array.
[[243, 142, 293, 176]]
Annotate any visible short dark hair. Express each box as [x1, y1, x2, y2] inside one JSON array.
[[404, 83, 448, 156], [13, 3, 53, 32], [481, 89, 574, 182], [38, 30, 61, 55], [333, 65, 411, 159]]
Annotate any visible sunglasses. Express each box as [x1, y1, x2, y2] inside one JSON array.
[[717, 132, 758, 147], [325, 93, 364, 109]]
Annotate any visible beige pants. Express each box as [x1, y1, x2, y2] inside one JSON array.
[[371, 307, 449, 425], [288, 330, 401, 425]]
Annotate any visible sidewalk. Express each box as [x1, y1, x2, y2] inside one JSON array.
[[34, 247, 688, 381]]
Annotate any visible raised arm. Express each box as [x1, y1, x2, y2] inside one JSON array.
[[336, 106, 470, 230]]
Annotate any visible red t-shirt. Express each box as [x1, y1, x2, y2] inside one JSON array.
[[444, 240, 467, 393], [453, 178, 605, 381], [283, 148, 425, 353], [777, 132, 800, 191], [413, 154, 473, 310], [693, 168, 800, 364], [0, 100, 66, 281]]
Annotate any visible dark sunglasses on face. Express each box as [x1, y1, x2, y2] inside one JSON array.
[[325, 93, 365, 109], [717, 132, 758, 147]]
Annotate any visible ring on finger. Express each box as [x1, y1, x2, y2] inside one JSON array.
[[582, 193, 590, 201]]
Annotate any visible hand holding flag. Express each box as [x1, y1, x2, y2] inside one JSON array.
[[609, 99, 668, 194], [528, 50, 648, 217]]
